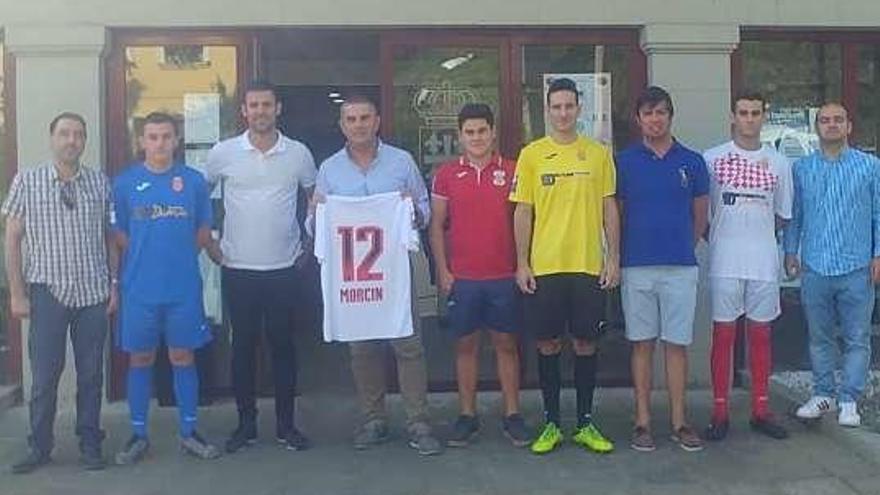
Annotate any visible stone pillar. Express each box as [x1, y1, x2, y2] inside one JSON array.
[[6, 24, 108, 405], [640, 23, 739, 388]]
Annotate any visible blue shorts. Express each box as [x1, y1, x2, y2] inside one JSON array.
[[118, 295, 212, 353], [446, 278, 519, 337]]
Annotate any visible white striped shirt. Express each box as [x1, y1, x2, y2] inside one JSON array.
[[1, 163, 111, 307]]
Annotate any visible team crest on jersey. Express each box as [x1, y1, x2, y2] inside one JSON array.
[[757, 158, 770, 170], [577, 149, 587, 161], [492, 169, 507, 187], [172, 176, 184, 192]]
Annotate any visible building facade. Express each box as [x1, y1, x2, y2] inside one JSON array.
[[1, 0, 879, 402]]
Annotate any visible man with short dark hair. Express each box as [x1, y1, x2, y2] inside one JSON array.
[[703, 90, 792, 441], [784, 102, 880, 428], [113, 112, 221, 465], [429, 103, 530, 448], [4, 112, 116, 473], [312, 95, 442, 456], [511, 78, 620, 455], [616, 86, 709, 453], [206, 81, 317, 453]]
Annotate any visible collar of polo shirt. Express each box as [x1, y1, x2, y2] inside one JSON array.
[[239, 129, 287, 155]]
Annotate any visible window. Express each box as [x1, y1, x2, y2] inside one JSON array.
[[740, 40, 841, 162], [521, 44, 634, 151], [158, 45, 211, 69], [856, 44, 880, 153], [736, 32, 880, 374]]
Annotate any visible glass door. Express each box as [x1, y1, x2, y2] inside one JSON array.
[[106, 31, 254, 400], [381, 35, 507, 390]]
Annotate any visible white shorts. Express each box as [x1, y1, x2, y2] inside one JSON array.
[[621, 266, 699, 346], [710, 277, 780, 323]]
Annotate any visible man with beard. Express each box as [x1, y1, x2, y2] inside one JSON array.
[[206, 81, 318, 453]]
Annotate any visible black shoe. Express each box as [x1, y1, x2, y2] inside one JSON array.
[[11, 449, 50, 474], [278, 428, 311, 451], [225, 422, 257, 453], [750, 415, 789, 440], [502, 414, 532, 447], [704, 419, 729, 441], [79, 444, 106, 471], [447, 415, 479, 447]]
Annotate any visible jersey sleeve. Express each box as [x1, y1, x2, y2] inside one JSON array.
[[509, 148, 535, 204], [194, 173, 214, 230], [402, 197, 421, 251], [298, 144, 318, 189], [692, 155, 710, 197], [314, 161, 330, 198], [775, 156, 794, 220], [110, 176, 130, 235], [204, 143, 223, 189], [431, 166, 450, 200], [403, 154, 431, 228], [313, 202, 328, 264], [1, 172, 27, 219], [615, 153, 627, 201], [601, 145, 616, 198]]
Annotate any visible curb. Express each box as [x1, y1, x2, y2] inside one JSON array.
[[770, 378, 880, 467]]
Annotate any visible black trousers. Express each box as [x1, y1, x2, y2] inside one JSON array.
[[222, 266, 299, 433], [28, 284, 107, 454]]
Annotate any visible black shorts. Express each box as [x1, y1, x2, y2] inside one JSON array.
[[524, 273, 606, 341]]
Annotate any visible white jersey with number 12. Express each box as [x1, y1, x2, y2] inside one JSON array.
[[314, 192, 420, 342]]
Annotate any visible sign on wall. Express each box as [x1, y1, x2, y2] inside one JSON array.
[[543, 73, 613, 146]]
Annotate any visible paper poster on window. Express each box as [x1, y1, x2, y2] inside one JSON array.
[[184, 93, 220, 145], [763, 106, 820, 162], [543, 73, 612, 146]]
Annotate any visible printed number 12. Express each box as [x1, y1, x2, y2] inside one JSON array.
[[337, 226, 384, 282]]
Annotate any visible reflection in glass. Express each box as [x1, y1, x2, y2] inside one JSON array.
[[124, 45, 239, 170], [856, 44, 880, 154], [521, 45, 632, 151], [124, 45, 239, 328], [392, 46, 500, 177], [742, 41, 841, 162]]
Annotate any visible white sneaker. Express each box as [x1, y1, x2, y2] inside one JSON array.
[[796, 396, 836, 419], [838, 402, 861, 427]]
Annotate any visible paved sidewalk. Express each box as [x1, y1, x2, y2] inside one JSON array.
[[1, 389, 878, 495]]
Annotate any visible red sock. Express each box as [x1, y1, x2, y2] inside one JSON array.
[[748, 321, 772, 419], [710, 321, 737, 422]]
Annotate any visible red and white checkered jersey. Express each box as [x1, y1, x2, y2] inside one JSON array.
[[704, 141, 793, 282]]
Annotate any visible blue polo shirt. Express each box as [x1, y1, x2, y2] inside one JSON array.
[[111, 162, 212, 304], [616, 140, 709, 267]]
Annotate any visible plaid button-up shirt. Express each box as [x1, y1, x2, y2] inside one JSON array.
[[1, 163, 112, 308]]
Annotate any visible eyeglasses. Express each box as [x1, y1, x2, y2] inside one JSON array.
[[60, 181, 76, 210]]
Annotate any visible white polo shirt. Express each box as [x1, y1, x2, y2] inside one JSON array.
[[206, 131, 317, 270]]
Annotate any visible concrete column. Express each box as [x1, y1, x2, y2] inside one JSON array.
[[640, 23, 739, 388], [641, 23, 739, 151], [6, 24, 108, 405]]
